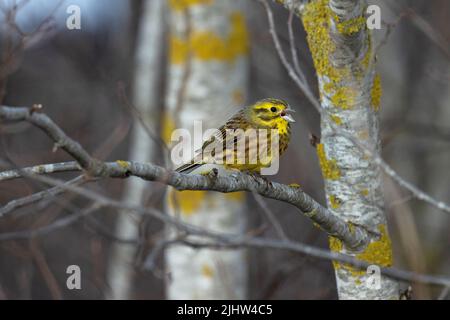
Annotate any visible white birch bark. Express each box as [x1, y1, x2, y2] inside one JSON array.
[[295, 0, 400, 299], [106, 0, 165, 300], [164, 0, 249, 300]]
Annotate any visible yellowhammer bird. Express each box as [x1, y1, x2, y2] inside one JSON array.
[[175, 98, 294, 174]]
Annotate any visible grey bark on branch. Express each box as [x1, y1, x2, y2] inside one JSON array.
[[0, 104, 369, 250]]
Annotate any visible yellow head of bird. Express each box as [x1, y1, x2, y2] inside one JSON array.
[[247, 98, 295, 127]]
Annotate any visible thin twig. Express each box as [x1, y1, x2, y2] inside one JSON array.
[[2, 167, 450, 288], [0, 161, 80, 182], [0, 105, 370, 250], [0, 203, 102, 241], [288, 10, 306, 84], [0, 175, 85, 217], [251, 190, 289, 241]]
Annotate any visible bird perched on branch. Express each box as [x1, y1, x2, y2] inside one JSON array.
[[175, 98, 294, 175]]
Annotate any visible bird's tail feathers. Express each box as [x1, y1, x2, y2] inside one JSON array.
[[175, 163, 202, 174]]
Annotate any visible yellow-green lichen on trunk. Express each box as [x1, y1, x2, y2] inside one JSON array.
[[169, 12, 249, 64], [162, 113, 176, 144], [329, 194, 342, 209], [301, 0, 370, 110], [329, 224, 394, 277], [302, 0, 342, 83], [169, 0, 213, 11], [355, 224, 393, 267], [330, 114, 342, 125], [371, 73, 382, 111], [201, 264, 214, 278], [330, 86, 357, 109], [168, 189, 208, 216], [316, 143, 341, 180], [331, 11, 366, 35]]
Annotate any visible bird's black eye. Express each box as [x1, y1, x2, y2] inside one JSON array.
[[270, 106, 277, 112]]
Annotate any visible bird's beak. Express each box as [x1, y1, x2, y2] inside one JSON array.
[[281, 107, 295, 122]]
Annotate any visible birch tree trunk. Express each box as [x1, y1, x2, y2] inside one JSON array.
[[292, 0, 400, 299], [164, 0, 249, 299], [106, 0, 165, 300]]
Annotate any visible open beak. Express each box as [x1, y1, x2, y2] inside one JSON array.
[[281, 107, 295, 123]]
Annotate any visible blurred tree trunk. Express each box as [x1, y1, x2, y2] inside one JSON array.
[[163, 1, 249, 299], [294, 0, 400, 299], [106, 0, 165, 299]]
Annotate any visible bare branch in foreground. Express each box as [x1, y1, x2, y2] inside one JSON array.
[[0, 161, 80, 182], [4, 171, 450, 289], [0, 203, 101, 241], [0, 104, 370, 250], [0, 175, 85, 217], [1, 102, 450, 290]]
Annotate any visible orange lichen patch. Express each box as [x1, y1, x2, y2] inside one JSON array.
[[371, 73, 382, 111], [162, 113, 176, 144], [169, 0, 212, 11], [169, 12, 249, 64], [201, 264, 214, 278], [224, 191, 245, 202], [329, 194, 342, 209], [168, 189, 207, 216], [316, 143, 341, 180]]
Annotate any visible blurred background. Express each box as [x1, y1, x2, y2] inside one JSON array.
[[0, 0, 449, 299]]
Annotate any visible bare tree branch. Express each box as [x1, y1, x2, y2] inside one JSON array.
[[0, 175, 85, 217], [0, 203, 101, 241], [1, 160, 449, 289], [0, 161, 80, 182], [0, 104, 370, 250]]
